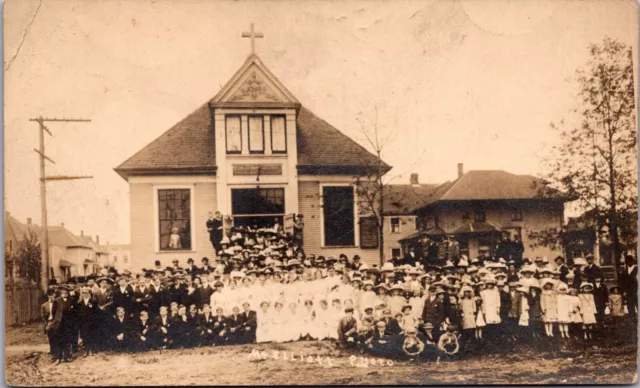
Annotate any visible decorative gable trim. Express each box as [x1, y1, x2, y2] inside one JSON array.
[[212, 55, 300, 108]]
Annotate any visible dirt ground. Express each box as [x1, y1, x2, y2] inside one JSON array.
[[5, 323, 638, 386]]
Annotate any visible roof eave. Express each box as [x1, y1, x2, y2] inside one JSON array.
[[114, 166, 217, 181]]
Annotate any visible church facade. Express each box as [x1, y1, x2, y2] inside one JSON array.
[[115, 45, 390, 271]]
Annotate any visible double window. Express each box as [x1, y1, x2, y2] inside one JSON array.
[[225, 114, 287, 154], [158, 189, 192, 251]]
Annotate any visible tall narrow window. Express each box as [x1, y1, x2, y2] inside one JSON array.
[[226, 115, 242, 154], [271, 115, 287, 153], [323, 186, 355, 247], [158, 189, 191, 250], [248, 115, 264, 153], [390, 217, 400, 233]]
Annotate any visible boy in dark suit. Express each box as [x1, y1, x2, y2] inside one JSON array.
[[153, 306, 173, 348], [240, 302, 257, 344], [110, 306, 133, 352], [76, 287, 98, 357]]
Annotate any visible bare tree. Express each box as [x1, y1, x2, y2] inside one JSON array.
[[544, 37, 637, 278], [352, 107, 397, 265]]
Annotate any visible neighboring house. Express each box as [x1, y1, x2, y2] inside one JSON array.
[[382, 174, 437, 261], [48, 224, 96, 282], [106, 244, 132, 272], [115, 52, 390, 270], [4, 212, 41, 279], [394, 165, 571, 261]]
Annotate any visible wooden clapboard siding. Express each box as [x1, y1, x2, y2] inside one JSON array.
[[5, 281, 41, 326], [130, 181, 217, 272], [298, 181, 380, 266]]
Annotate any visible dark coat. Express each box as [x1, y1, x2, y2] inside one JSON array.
[[113, 285, 135, 314], [133, 286, 155, 314], [41, 299, 62, 333]]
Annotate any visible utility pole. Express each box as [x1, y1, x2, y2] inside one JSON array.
[[30, 116, 92, 293]]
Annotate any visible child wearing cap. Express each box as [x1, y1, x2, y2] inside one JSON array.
[[337, 307, 358, 348], [579, 283, 597, 340], [540, 280, 558, 337], [402, 327, 425, 359]]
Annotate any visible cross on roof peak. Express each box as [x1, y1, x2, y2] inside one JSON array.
[[242, 23, 264, 56]]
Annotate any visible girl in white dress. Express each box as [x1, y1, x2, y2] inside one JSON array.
[[314, 299, 331, 340], [540, 280, 558, 337], [358, 282, 376, 315], [480, 279, 501, 325], [409, 289, 426, 322], [271, 301, 287, 342], [301, 299, 317, 340], [555, 283, 571, 338], [579, 283, 597, 340], [285, 301, 302, 342], [256, 301, 272, 343]]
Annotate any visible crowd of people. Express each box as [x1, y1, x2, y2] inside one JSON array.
[[41, 220, 639, 365]]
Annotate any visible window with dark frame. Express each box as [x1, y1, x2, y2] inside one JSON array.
[[474, 210, 486, 222], [390, 217, 400, 233], [270, 115, 287, 153], [225, 115, 242, 154], [158, 189, 191, 251], [391, 248, 401, 258], [248, 115, 264, 153], [323, 186, 355, 247], [231, 188, 285, 228]]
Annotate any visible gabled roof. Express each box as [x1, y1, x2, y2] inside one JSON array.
[[382, 184, 439, 215], [48, 226, 91, 249], [115, 104, 216, 179], [296, 107, 391, 175], [115, 55, 389, 179], [4, 213, 40, 243], [411, 170, 569, 212]]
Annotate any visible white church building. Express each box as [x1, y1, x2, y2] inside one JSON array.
[[115, 25, 390, 272]]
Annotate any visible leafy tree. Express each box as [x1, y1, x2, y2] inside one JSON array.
[[544, 37, 637, 278], [16, 231, 42, 283]]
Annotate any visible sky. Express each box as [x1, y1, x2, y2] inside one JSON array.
[[3, 0, 638, 245]]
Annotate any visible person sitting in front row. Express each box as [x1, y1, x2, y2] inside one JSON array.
[[337, 307, 358, 348]]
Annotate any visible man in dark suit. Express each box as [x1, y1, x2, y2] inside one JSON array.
[[199, 257, 214, 275], [57, 286, 76, 362], [212, 307, 228, 345], [206, 211, 224, 253], [110, 306, 133, 352], [240, 302, 257, 344], [583, 255, 603, 284], [620, 255, 638, 319], [225, 306, 244, 345], [133, 277, 154, 316], [379, 308, 402, 336], [197, 279, 214, 310], [152, 306, 173, 348], [41, 289, 62, 363], [197, 304, 216, 346], [76, 287, 98, 357], [184, 258, 199, 279], [113, 277, 134, 317], [555, 256, 569, 283]]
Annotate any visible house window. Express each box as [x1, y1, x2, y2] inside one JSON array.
[[124, 255, 129, 263], [511, 210, 523, 222], [390, 217, 400, 233], [323, 186, 355, 247], [391, 248, 402, 259], [225, 115, 242, 154], [248, 115, 264, 153], [231, 188, 285, 228], [270, 115, 287, 153], [474, 210, 486, 222], [158, 189, 192, 251]]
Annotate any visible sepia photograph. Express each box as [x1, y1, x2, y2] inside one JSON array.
[[3, 0, 639, 385]]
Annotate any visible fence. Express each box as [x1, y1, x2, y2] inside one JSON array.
[[5, 280, 42, 326]]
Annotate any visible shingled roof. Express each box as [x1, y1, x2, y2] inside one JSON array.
[[410, 170, 569, 213], [382, 184, 439, 215], [115, 104, 216, 179], [115, 105, 389, 179]]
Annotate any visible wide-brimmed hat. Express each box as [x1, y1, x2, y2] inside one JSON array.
[[380, 262, 395, 273], [579, 282, 594, 291], [97, 277, 114, 285], [541, 278, 555, 288], [390, 282, 404, 292]]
